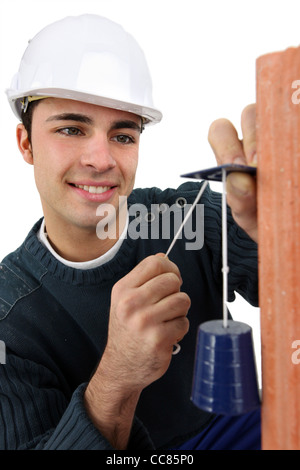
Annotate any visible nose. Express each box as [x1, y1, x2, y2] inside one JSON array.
[[79, 134, 117, 172]]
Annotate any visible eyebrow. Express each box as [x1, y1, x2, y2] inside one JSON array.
[[110, 120, 142, 133], [46, 113, 142, 132], [46, 113, 94, 125]]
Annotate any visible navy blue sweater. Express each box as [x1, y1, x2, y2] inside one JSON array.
[[0, 182, 258, 449]]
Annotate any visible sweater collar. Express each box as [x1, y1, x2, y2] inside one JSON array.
[[24, 217, 137, 285]]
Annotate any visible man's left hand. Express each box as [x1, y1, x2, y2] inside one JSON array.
[[208, 103, 257, 242]]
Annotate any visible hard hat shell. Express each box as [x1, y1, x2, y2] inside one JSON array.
[[6, 14, 162, 125]]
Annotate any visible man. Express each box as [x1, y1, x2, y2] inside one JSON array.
[[0, 14, 259, 450]]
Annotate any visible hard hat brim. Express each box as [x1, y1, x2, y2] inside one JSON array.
[[6, 88, 163, 125]]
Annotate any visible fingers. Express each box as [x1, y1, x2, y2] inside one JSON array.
[[208, 104, 258, 242], [139, 287, 191, 326], [226, 173, 257, 241], [208, 118, 246, 165], [113, 254, 189, 320], [118, 253, 182, 289], [208, 103, 257, 166], [115, 275, 188, 325], [241, 104, 256, 165], [111, 254, 190, 344], [141, 271, 182, 306]]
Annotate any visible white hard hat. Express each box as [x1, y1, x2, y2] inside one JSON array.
[[6, 14, 162, 125]]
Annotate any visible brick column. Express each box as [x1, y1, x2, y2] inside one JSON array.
[[256, 47, 300, 449]]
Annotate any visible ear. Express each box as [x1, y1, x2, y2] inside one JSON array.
[[16, 124, 33, 165]]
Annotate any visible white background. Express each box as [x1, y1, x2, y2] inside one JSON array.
[[1, 0, 300, 386]]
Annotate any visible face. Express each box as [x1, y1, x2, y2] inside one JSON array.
[[17, 98, 141, 236]]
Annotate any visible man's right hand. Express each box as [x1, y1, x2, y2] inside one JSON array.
[[84, 254, 190, 449]]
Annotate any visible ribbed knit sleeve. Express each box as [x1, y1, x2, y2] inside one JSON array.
[[0, 354, 154, 450]]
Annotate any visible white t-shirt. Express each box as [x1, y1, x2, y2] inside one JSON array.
[[37, 217, 129, 270]]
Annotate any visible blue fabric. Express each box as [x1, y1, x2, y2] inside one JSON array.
[[173, 408, 261, 450]]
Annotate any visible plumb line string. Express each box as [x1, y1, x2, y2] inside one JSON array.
[[222, 168, 229, 328], [165, 181, 209, 258], [164, 180, 209, 355]]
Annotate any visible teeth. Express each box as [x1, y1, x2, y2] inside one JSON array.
[[74, 184, 111, 194]]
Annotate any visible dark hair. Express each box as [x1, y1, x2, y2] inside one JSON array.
[[21, 100, 40, 146]]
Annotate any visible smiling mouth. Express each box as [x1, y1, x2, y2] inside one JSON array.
[[71, 184, 114, 194]]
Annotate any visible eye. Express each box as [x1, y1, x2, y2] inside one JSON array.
[[112, 134, 135, 145], [56, 127, 84, 136]]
